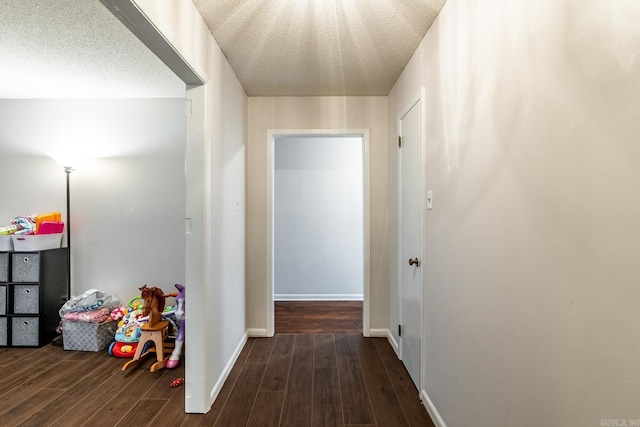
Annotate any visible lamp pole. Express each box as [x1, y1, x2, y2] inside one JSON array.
[[64, 166, 73, 300]]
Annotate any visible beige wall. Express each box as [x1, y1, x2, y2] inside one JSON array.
[[388, 0, 640, 425], [131, 0, 247, 413], [247, 96, 388, 332]]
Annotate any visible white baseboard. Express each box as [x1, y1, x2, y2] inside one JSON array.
[[368, 328, 388, 337], [274, 294, 364, 301], [420, 389, 447, 427], [247, 328, 268, 337], [209, 332, 248, 405], [386, 330, 399, 356]]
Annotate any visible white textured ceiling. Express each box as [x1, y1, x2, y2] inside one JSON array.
[[0, 0, 446, 99], [0, 0, 184, 99], [193, 0, 447, 96]]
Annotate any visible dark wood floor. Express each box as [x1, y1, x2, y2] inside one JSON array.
[[0, 302, 434, 426], [192, 333, 434, 426], [275, 301, 363, 333]]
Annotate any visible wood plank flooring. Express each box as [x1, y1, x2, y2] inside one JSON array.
[[275, 301, 363, 333], [0, 301, 434, 426], [187, 333, 434, 426]]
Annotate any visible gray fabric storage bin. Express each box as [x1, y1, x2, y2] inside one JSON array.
[[0, 253, 8, 282], [62, 320, 117, 351], [0, 285, 5, 315], [11, 253, 40, 282], [0, 317, 6, 346], [13, 285, 39, 314], [12, 317, 39, 346]]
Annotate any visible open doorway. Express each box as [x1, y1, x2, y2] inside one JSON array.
[[266, 130, 371, 336]]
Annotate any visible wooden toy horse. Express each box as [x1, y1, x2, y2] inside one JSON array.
[[123, 285, 177, 373], [140, 285, 167, 327]]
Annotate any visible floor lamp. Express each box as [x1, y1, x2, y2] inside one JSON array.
[[63, 165, 73, 300], [49, 154, 74, 301]]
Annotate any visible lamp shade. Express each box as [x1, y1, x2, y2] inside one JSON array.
[[47, 152, 80, 169]]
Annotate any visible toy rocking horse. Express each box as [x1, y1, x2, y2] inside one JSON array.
[[140, 285, 169, 327], [122, 285, 178, 373]]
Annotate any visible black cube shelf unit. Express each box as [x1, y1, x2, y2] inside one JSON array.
[[0, 247, 68, 347]]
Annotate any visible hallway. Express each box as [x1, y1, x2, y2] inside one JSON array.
[[275, 301, 363, 334], [188, 333, 435, 426]]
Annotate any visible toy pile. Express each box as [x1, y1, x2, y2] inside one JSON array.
[[119, 284, 185, 373], [109, 297, 146, 357], [57, 285, 184, 369], [110, 294, 179, 358], [0, 211, 65, 236]]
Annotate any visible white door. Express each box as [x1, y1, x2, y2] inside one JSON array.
[[399, 97, 423, 389]]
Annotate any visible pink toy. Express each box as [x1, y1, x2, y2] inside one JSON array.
[[110, 307, 125, 321]]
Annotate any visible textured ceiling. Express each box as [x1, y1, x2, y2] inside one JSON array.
[[0, 0, 446, 99], [193, 0, 447, 96], [0, 0, 184, 99]]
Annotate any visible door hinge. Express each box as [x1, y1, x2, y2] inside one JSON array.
[[398, 136, 402, 148], [398, 324, 403, 337]]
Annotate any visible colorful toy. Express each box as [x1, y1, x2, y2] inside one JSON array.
[[109, 297, 145, 358], [11, 216, 36, 235], [110, 297, 176, 358], [121, 285, 179, 372], [1, 212, 64, 236], [0, 224, 18, 235], [166, 284, 185, 369], [171, 378, 184, 388], [110, 306, 125, 321]]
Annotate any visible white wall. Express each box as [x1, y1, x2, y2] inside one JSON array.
[[274, 136, 363, 299], [388, 0, 640, 425], [129, 0, 247, 414], [0, 98, 186, 304], [247, 96, 388, 333]]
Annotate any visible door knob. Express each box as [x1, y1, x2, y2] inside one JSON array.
[[408, 258, 420, 267]]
